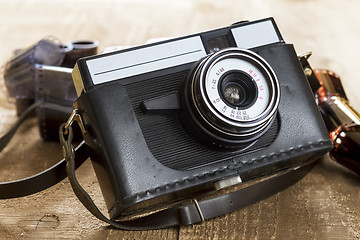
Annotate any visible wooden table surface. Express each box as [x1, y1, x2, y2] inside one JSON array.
[[1, 0, 360, 239]]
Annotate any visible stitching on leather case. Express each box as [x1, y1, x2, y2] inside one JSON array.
[[128, 139, 330, 200], [113, 139, 330, 217]]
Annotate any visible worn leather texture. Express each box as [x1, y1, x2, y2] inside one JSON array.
[[74, 42, 332, 219]]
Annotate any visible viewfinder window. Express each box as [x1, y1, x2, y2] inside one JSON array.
[[207, 36, 230, 53]]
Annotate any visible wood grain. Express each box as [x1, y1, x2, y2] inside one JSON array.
[[1, 0, 360, 239]]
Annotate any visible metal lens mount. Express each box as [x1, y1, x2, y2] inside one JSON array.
[[183, 48, 280, 147]]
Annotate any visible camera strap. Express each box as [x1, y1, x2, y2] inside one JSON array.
[[298, 52, 322, 93], [0, 104, 313, 229], [58, 122, 314, 230], [0, 103, 88, 199]]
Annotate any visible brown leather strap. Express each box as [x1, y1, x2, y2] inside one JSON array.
[[0, 104, 313, 229], [59, 123, 314, 230], [0, 103, 88, 199]]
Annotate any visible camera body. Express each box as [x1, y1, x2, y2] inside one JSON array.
[[72, 18, 332, 220]]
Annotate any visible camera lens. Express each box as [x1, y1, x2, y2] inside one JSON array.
[[219, 71, 258, 109], [182, 48, 280, 147]]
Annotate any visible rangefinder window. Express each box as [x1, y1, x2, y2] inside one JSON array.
[[207, 36, 231, 53]]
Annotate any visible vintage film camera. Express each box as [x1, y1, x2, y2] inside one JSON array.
[[1, 37, 98, 140], [68, 17, 332, 223]]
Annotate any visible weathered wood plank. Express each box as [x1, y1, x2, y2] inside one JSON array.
[[1, 1, 360, 239]]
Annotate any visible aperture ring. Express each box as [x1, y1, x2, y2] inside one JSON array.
[[187, 48, 280, 142]]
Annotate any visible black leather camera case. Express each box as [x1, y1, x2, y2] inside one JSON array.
[[74, 42, 332, 220]]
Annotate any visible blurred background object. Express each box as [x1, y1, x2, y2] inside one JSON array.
[[315, 69, 360, 175], [0, 37, 98, 140]]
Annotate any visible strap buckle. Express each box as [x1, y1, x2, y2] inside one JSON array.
[[178, 199, 206, 225], [193, 199, 205, 222], [298, 51, 313, 77], [60, 109, 86, 161], [298, 51, 322, 93], [64, 109, 86, 135]]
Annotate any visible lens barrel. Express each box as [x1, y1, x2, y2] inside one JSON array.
[[181, 48, 280, 148]]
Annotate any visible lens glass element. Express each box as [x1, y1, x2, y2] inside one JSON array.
[[219, 71, 258, 109]]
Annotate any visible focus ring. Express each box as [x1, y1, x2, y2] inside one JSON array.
[[182, 48, 280, 147]]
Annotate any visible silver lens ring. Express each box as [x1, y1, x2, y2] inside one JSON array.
[[190, 48, 280, 139]]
